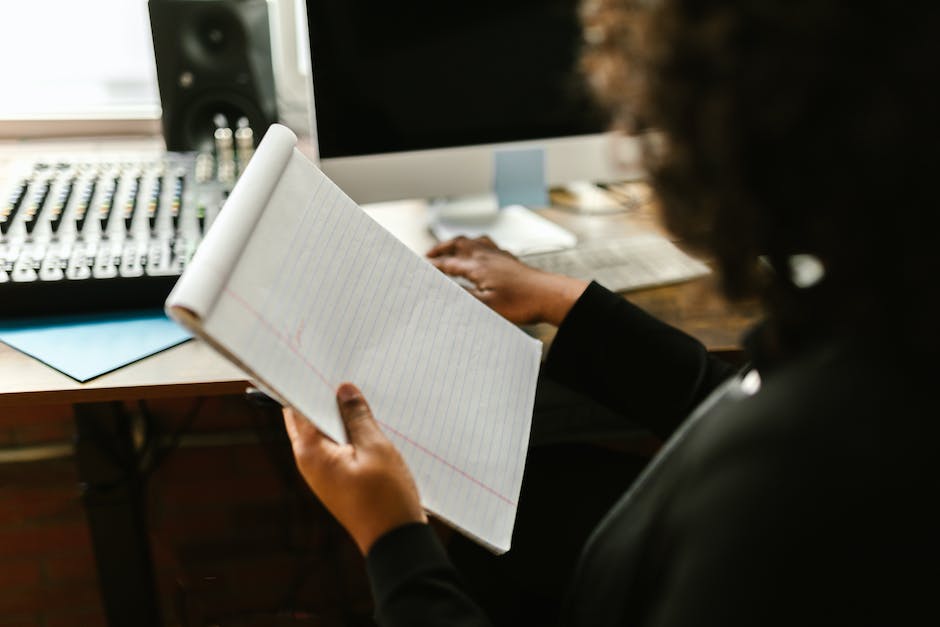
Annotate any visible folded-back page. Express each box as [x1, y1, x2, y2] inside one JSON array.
[[167, 124, 297, 318], [188, 137, 542, 552]]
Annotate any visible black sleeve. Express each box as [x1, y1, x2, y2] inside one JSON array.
[[543, 282, 737, 440], [367, 523, 494, 627]]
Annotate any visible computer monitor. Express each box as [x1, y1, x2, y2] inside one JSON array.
[[302, 0, 643, 206]]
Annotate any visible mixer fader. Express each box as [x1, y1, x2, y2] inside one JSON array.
[[0, 150, 234, 317]]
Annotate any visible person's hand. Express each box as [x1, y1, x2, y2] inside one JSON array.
[[283, 383, 427, 555], [427, 235, 590, 326]]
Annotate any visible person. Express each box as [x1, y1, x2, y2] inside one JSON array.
[[282, 0, 940, 625]]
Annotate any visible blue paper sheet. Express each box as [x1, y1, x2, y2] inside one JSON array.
[[0, 310, 192, 382]]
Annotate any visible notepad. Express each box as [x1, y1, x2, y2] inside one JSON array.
[[165, 124, 542, 553]]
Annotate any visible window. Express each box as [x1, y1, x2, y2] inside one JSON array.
[[0, 0, 160, 120]]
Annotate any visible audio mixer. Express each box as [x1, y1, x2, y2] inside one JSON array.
[[0, 149, 235, 318]]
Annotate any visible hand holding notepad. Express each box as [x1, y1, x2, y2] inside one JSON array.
[[165, 124, 542, 553]]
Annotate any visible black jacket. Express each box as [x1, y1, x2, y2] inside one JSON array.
[[366, 282, 937, 626]]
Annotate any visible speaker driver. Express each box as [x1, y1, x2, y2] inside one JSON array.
[[149, 0, 278, 152]]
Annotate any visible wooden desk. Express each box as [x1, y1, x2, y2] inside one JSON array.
[[0, 339, 248, 407], [0, 202, 757, 406], [0, 137, 759, 407], [543, 203, 759, 355]]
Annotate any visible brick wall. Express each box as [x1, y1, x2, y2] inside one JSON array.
[[0, 396, 376, 627]]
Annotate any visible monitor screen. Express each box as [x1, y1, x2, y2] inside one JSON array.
[[304, 0, 638, 204]]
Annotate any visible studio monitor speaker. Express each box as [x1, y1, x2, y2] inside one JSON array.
[[149, 0, 278, 151]]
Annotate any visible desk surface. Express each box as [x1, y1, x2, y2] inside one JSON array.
[[0, 136, 761, 407]]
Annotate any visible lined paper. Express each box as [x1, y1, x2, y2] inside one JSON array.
[[167, 125, 542, 553]]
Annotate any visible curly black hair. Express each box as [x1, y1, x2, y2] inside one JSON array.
[[581, 0, 940, 350]]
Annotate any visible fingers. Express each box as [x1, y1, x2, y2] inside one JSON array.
[[283, 405, 335, 461], [283, 406, 313, 442], [283, 406, 301, 441], [428, 255, 479, 280], [336, 383, 383, 447], [426, 238, 458, 258], [476, 235, 499, 249], [426, 235, 471, 258], [284, 384, 386, 457], [426, 235, 501, 259]]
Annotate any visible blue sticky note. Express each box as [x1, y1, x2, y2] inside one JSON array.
[[0, 310, 192, 382], [494, 147, 550, 209]]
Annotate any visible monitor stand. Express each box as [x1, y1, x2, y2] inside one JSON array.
[[425, 146, 578, 256]]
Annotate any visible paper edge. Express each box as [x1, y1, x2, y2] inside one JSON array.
[[165, 304, 293, 410], [166, 123, 299, 318]]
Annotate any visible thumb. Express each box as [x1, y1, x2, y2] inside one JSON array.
[[336, 383, 382, 446]]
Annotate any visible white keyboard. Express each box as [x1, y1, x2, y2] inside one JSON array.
[[519, 233, 710, 293]]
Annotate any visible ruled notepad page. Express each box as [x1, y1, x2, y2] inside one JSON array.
[[199, 149, 541, 553]]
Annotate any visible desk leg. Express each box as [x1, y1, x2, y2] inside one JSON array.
[[73, 402, 162, 627]]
